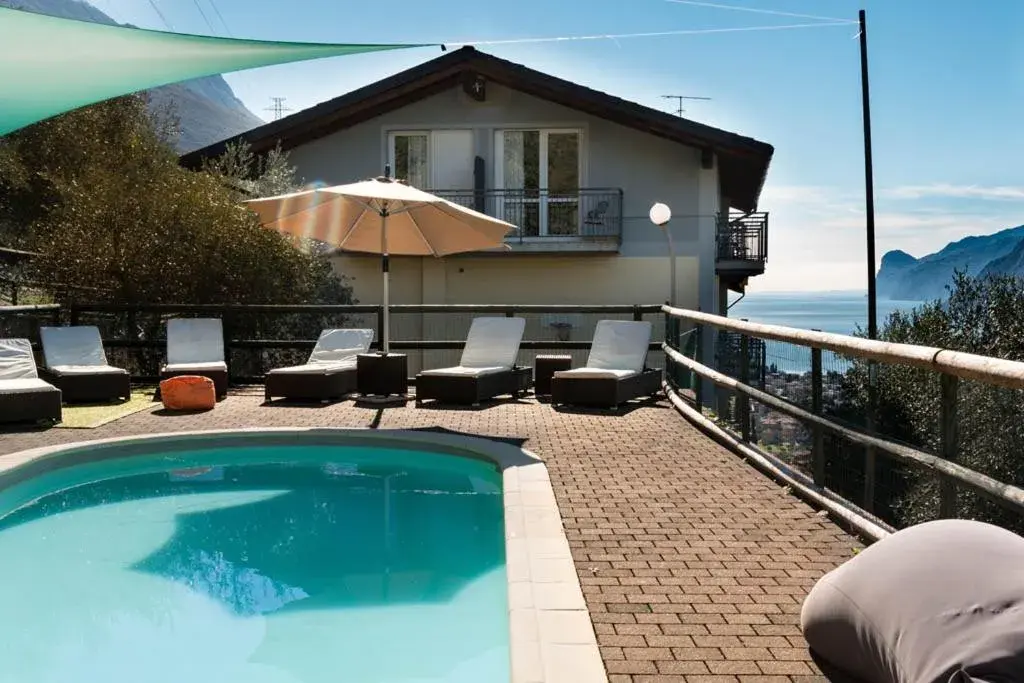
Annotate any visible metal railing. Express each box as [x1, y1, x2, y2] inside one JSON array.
[[431, 188, 623, 242], [716, 212, 767, 263], [0, 303, 663, 383], [663, 304, 1024, 534]]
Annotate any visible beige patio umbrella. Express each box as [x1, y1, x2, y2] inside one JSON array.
[[244, 177, 516, 353]]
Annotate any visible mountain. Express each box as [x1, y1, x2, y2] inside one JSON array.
[[2, 0, 266, 153], [876, 225, 1024, 301]]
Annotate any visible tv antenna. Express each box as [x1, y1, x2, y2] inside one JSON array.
[[662, 95, 712, 116], [265, 97, 293, 121]]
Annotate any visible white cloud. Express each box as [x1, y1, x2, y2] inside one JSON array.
[[883, 184, 1024, 201], [750, 182, 1023, 292]]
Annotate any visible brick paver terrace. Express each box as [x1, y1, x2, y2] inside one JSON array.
[[0, 389, 858, 682]]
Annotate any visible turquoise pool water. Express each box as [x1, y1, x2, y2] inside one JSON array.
[[0, 444, 509, 683]]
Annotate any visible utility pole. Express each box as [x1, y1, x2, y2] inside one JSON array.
[[265, 97, 293, 121], [858, 10, 877, 340], [858, 8, 879, 515], [661, 94, 712, 116]]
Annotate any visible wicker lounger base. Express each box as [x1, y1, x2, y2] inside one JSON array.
[[0, 389, 62, 424], [415, 367, 532, 407], [264, 368, 358, 403], [159, 368, 229, 399], [38, 368, 131, 404], [551, 368, 663, 410]]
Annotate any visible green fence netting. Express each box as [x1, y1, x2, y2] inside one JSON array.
[[0, 7, 433, 135]]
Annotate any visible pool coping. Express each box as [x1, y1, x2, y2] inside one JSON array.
[[0, 427, 608, 683]]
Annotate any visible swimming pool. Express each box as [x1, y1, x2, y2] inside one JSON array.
[[0, 429, 607, 683]]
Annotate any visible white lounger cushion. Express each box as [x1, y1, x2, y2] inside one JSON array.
[[166, 318, 224, 366], [420, 317, 526, 378], [0, 338, 38, 380], [307, 328, 374, 365], [459, 317, 526, 369], [585, 320, 652, 374], [267, 328, 374, 376], [418, 365, 509, 378], [50, 364, 127, 376], [40, 326, 108, 369], [0, 377, 59, 395], [164, 361, 228, 373], [269, 362, 354, 376], [553, 367, 638, 380]]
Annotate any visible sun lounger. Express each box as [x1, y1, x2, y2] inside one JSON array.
[[0, 338, 62, 424], [264, 328, 375, 402], [38, 325, 131, 403], [159, 318, 228, 398], [415, 317, 531, 407], [550, 319, 662, 410], [801, 519, 1024, 683]]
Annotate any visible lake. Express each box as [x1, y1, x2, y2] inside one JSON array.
[[728, 291, 923, 336], [726, 291, 924, 374]]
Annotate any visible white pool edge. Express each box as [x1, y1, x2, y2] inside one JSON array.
[[0, 427, 608, 683]]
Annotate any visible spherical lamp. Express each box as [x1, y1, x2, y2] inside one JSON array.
[[649, 202, 672, 227]]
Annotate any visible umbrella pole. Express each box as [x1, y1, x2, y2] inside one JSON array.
[[381, 211, 390, 355]]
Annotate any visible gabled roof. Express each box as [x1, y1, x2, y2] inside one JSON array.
[[180, 46, 774, 212]]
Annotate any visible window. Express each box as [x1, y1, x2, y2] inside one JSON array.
[[494, 129, 581, 236], [389, 132, 429, 189], [388, 130, 474, 193]]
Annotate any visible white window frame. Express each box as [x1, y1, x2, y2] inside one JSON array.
[[387, 130, 431, 186], [493, 128, 584, 237]]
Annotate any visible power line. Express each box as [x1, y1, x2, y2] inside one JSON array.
[[664, 0, 855, 25], [145, 0, 174, 30], [450, 21, 859, 47], [265, 97, 294, 121], [205, 0, 233, 36], [662, 94, 712, 116], [190, 0, 215, 34]]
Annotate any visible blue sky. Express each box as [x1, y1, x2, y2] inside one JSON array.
[[92, 0, 1023, 291]]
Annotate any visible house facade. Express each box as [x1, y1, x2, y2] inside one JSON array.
[[182, 47, 773, 372]]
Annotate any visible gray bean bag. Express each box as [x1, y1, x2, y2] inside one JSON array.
[[801, 519, 1024, 683]]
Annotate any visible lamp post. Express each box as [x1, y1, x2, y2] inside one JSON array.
[[649, 202, 675, 306]]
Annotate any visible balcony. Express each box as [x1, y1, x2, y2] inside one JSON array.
[[716, 211, 768, 287], [433, 188, 623, 253]]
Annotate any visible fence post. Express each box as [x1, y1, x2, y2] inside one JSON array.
[[939, 373, 960, 518], [738, 333, 751, 441], [69, 302, 80, 327], [633, 305, 643, 322], [811, 345, 825, 487], [694, 323, 703, 412]]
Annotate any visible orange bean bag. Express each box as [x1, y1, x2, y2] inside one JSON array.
[[160, 375, 216, 411]]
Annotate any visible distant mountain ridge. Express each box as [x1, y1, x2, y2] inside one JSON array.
[[877, 225, 1024, 301], [2, 0, 265, 152]]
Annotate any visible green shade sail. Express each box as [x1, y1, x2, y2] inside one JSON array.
[[0, 7, 433, 135]]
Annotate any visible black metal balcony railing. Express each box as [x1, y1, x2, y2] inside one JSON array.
[[432, 188, 623, 242], [717, 212, 768, 263]]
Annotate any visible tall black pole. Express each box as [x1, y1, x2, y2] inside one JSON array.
[[859, 8, 878, 513], [859, 8, 877, 340]]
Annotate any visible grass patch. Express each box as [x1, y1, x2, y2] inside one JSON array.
[[57, 389, 156, 429]]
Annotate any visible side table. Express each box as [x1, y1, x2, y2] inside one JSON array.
[[356, 353, 409, 401], [534, 354, 572, 396]]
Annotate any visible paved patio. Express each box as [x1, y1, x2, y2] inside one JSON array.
[[0, 388, 857, 682]]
